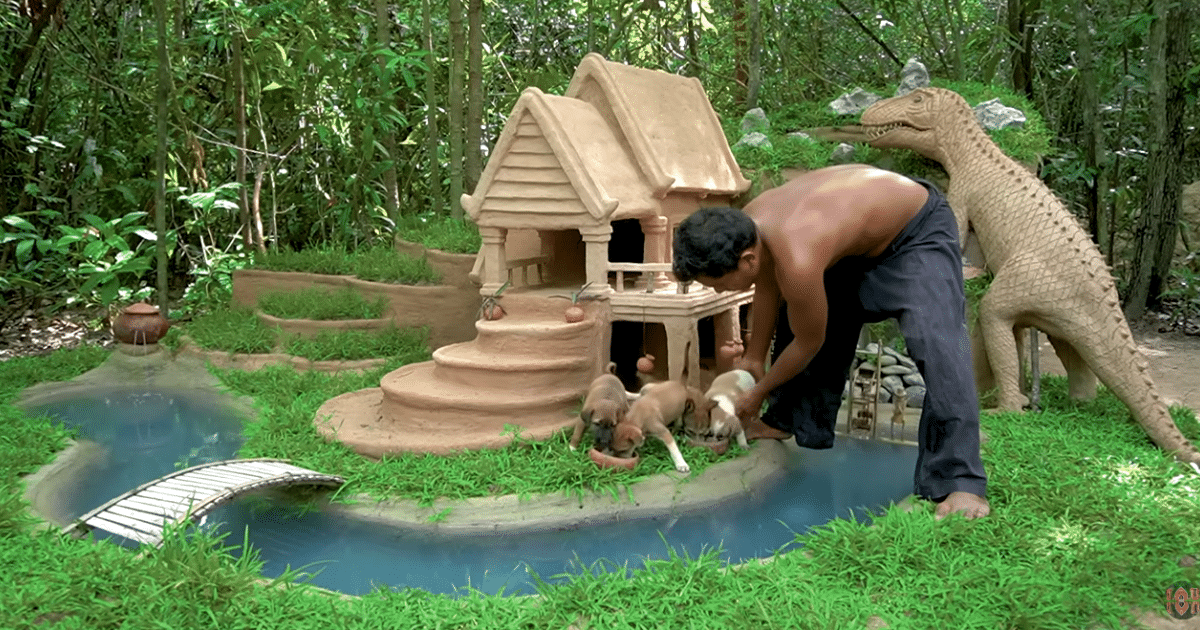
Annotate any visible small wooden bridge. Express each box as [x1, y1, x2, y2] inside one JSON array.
[[62, 458, 345, 547]]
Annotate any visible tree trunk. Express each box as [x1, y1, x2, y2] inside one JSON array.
[[1124, 0, 1192, 319], [448, 0, 465, 219], [465, 0, 483, 194], [153, 0, 170, 313], [1075, 0, 1103, 248], [2, 0, 65, 112], [744, 0, 762, 110], [422, 0, 442, 214], [1007, 0, 1040, 99], [732, 0, 748, 98], [232, 28, 252, 249], [374, 0, 401, 227], [683, 0, 701, 78]]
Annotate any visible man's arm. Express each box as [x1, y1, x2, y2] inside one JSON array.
[[737, 269, 781, 379], [735, 261, 828, 419]]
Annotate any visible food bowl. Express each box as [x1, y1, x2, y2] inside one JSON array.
[[588, 448, 639, 470], [686, 436, 730, 456]]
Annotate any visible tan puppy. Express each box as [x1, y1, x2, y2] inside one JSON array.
[[569, 362, 631, 453], [691, 369, 755, 449], [612, 380, 707, 473]]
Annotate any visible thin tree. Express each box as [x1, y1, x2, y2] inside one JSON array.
[[448, 0, 465, 218], [744, 0, 762, 110], [421, 0, 442, 215], [1124, 0, 1193, 319], [1007, 0, 1041, 99], [1074, 0, 1104, 252], [375, 0, 400, 227], [153, 0, 170, 313], [465, 0, 483, 193]]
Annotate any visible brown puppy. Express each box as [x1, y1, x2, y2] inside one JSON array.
[[689, 369, 755, 448], [613, 380, 707, 473], [569, 362, 631, 453]]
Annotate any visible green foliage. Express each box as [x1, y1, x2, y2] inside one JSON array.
[[1159, 260, 1200, 329], [250, 246, 441, 285], [257, 287, 388, 321], [964, 273, 995, 328], [281, 326, 430, 362], [394, 213, 482, 255], [180, 307, 278, 355]]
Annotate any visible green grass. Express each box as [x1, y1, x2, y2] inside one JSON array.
[[216, 362, 741, 506], [257, 287, 389, 321], [168, 307, 278, 354], [282, 326, 430, 362], [3, 347, 1197, 628], [394, 212, 482, 255], [250, 245, 442, 285]]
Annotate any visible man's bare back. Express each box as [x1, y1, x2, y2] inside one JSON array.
[[746, 164, 929, 271]]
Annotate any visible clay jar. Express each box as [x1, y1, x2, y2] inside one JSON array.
[[112, 302, 170, 345]]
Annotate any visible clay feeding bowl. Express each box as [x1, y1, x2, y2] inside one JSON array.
[[686, 436, 730, 456], [588, 448, 639, 471]]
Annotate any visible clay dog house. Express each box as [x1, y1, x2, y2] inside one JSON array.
[[316, 53, 755, 457]]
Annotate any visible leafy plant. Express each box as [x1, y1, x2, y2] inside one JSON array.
[[478, 280, 510, 320], [282, 326, 430, 362], [54, 211, 171, 307], [257, 287, 388, 321]]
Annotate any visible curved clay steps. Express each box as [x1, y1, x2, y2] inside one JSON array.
[[381, 363, 582, 414], [472, 318, 599, 355], [430, 343, 591, 389]]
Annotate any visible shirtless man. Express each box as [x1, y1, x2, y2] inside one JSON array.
[[671, 164, 989, 520]]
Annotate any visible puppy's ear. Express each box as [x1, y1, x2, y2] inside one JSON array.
[[614, 422, 644, 447], [580, 407, 593, 424]]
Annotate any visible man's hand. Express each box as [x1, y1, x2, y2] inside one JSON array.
[[734, 355, 766, 382], [734, 386, 766, 422]]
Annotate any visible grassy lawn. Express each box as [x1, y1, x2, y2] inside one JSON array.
[[3, 345, 1198, 629]]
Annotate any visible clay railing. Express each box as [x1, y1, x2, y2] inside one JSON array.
[[607, 262, 695, 294], [506, 255, 551, 287]]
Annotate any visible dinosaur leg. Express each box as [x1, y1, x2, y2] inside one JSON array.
[[1046, 334, 1098, 400], [977, 274, 1028, 411], [969, 317, 996, 403]]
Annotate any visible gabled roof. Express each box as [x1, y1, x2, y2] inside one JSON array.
[[565, 53, 751, 197], [462, 87, 658, 223]]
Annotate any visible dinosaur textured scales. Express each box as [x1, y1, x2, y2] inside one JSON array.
[[858, 87, 1200, 465]]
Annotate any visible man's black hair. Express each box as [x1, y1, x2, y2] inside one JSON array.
[[672, 206, 757, 283]]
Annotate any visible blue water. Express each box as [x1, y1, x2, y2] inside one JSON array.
[[30, 387, 919, 597]]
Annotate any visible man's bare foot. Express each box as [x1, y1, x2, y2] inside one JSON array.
[[742, 417, 792, 441], [935, 491, 990, 520]]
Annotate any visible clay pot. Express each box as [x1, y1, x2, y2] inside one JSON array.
[[588, 448, 639, 470], [480, 302, 505, 321], [112, 302, 170, 345], [687, 436, 730, 456], [636, 354, 655, 374], [564, 304, 585, 323]]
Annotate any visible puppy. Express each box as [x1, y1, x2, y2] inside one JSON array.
[[613, 380, 708, 473], [690, 369, 755, 449], [569, 362, 631, 453]]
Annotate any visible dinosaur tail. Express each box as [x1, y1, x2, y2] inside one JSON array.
[[1067, 316, 1200, 465]]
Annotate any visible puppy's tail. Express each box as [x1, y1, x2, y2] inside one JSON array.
[[606, 361, 618, 375]]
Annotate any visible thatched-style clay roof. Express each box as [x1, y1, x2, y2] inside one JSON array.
[[462, 87, 658, 226], [565, 53, 750, 197]]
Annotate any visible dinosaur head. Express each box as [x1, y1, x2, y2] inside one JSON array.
[[859, 87, 972, 163]]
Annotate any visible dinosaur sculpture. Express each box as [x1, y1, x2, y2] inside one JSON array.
[[857, 87, 1200, 465]]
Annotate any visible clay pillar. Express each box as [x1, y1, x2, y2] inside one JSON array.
[[713, 307, 744, 373], [578, 224, 613, 292], [664, 318, 700, 388], [480, 226, 508, 295], [638, 215, 671, 292]]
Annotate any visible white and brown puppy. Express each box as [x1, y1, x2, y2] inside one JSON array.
[[569, 362, 631, 453], [692, 369, 755, 449], [611, 380, 708, 473]]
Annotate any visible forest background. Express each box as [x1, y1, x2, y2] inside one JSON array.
[[1, 0, 1197, 332]]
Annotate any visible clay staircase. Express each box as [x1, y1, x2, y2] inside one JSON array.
[[316, 290, 608, 457]]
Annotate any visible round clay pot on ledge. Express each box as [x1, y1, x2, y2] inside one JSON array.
[[112, 302, 170, 345], [588, 448, 639, 470]]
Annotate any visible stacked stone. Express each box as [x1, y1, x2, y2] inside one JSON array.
[[850, 343, 926, 408]]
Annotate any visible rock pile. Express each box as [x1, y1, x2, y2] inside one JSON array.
[[849, 343, 926, 408]]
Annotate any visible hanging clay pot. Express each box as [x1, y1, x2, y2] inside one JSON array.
[[636, 354, 655, 374], [112, 302, 170, 345]]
